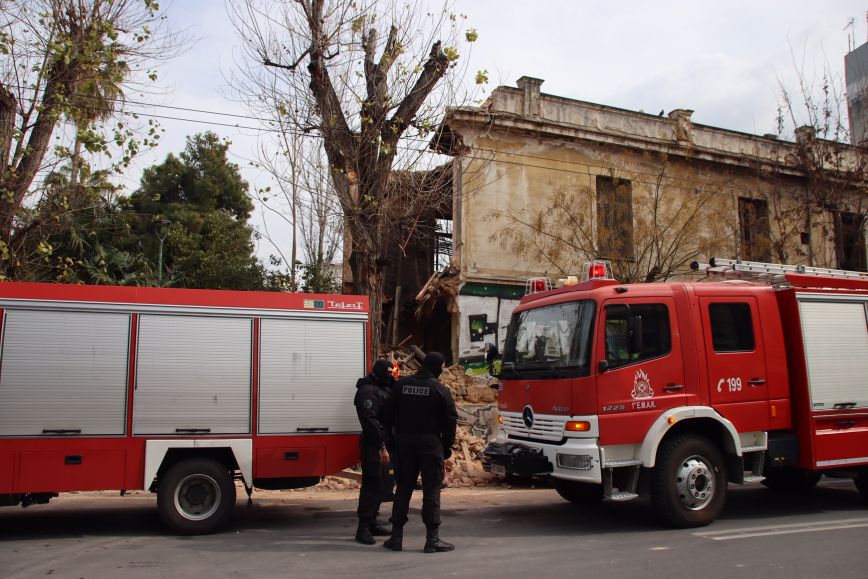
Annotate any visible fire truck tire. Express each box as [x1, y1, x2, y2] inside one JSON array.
[[855, 470, 868, 503], [651, 435, 726, 528], [761, 468, 821, 492], [553, 479, 603, 504], [157, 459, 237, 535]]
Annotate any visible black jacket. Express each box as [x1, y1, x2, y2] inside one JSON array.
[[390, 368, 458, 452], [354, 374, 392, 450]]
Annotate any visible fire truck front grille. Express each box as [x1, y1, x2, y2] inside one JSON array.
[[501, 412, 566, 442]]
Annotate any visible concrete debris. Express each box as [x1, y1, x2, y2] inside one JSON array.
[[445, 423, 496, 487], [438, 365, 498, 404]]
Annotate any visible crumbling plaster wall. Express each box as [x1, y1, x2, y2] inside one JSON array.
[[450, 82, 856, 282]]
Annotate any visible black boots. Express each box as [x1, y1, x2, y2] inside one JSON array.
[[382, 526, 403, 551], [355, 520, 376, 545], [382, 525, 453, 552], [423, 526, 455, 553], [369, 519, 391, 536]]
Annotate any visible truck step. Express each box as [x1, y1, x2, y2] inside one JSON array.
[[742, 475, 765, 483], [604, 459, 642, 468], [741, 445, 767, 453], [606, 491, 639, 502]]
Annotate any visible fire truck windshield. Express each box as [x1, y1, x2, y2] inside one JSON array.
[[501, 300, 595, 379]]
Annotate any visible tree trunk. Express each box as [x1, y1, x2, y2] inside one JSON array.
[[349, 241, 386, 357], [0, 86, 15, 182], [0, 75, 64, 245]]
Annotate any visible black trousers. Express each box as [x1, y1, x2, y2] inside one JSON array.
[[356, 439, 387, 522], [390, 438, 444, 529]]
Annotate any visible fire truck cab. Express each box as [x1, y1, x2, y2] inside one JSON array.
[[483, 259, 868, 527]]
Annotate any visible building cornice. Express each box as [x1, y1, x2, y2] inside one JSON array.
[[434, 82, 867, 180]]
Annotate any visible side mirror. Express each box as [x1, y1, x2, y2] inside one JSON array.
[[486, 343, 500, 378], [598, 359, 609, 373]]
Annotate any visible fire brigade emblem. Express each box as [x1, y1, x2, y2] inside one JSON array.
[[631, 369, 654, 399]]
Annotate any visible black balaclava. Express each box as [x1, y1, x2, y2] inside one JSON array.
[[372, 359, 394, 386], [422, 351, 445, 378]]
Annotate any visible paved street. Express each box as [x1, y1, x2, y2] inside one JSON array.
[[2, 478, 867, 579]]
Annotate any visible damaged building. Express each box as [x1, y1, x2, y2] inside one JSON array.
[[382, 76, 867, 369]]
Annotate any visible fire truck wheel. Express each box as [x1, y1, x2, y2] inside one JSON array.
[[761, 468, 821, 492], [855, 470, 868, 503], [651, 435, 726, 528], [157, 459, 237, 535], [553, 479, 603, 504]]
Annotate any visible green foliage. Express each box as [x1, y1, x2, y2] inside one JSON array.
[[298, 260, 341, 294], [122, 132, 264, 290], [13, 162, 154, 285], [262, 257, 341, 295]]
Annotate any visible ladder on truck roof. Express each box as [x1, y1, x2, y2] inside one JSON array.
[[690, 257, 868, 288]]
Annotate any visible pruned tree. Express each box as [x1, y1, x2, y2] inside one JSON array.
[[491, 163, 733, 284], [0, 0, 182, 276], [229, 0, 477, 350]]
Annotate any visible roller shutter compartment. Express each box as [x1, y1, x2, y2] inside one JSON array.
[[259, 318, 365, 434], [134, 314, 252, 435], [0, 309, 130, 437], [799, 299, 868, 410]]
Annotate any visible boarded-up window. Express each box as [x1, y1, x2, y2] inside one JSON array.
[[596, 176, 634, 260], [738, 197, 771, 262], [837, 211, 867, 272]]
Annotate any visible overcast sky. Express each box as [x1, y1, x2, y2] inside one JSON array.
[[124, 0, 868, 263]]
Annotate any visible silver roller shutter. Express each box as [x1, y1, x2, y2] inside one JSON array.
[[259, 318, 365, 434], [0, 309, 130, 436], [799, 298, 868, 410], [134, 315, 252, 435]]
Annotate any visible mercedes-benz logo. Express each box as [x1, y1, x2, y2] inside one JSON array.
[[522, 405, 534, 429]]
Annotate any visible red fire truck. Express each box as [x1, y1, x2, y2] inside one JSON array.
[[0, 282, 369, 534], [483, 259, 868, 527]]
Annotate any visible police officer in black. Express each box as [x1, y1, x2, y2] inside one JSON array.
[[383, 351, 458, 553], [354, 359, 395, 545]]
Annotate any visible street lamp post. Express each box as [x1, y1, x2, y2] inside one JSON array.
[[155, 219, 172, 286]]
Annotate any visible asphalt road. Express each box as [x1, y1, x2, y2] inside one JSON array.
[[2, 478, 867, 579]]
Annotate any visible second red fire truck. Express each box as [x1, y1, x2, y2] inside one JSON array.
[[0, 282, 369, 534], [483, 258, 868, 527]]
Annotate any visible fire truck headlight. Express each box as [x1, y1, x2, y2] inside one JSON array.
[[565, 421, 591, 432]]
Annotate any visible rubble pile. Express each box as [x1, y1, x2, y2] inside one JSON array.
[[415, 265, 461, 319], [313, 475, 361, 491], [438, 365, 498, 404], [445, 424, 495, 487]]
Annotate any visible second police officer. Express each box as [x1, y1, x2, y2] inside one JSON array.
[[383, 351, 458, 553]]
